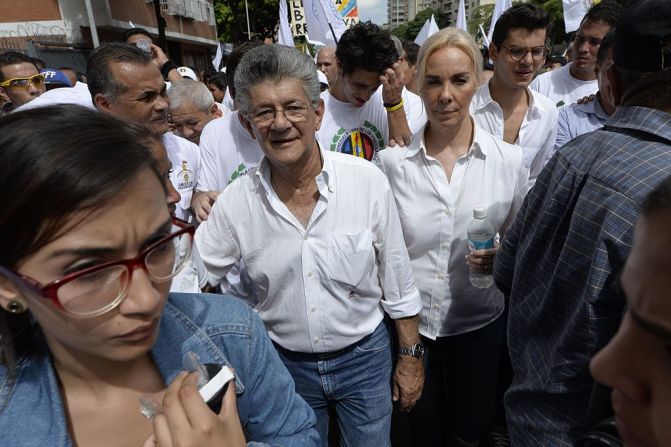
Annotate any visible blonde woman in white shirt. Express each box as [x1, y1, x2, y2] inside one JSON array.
[[376, 28, 528, 447]]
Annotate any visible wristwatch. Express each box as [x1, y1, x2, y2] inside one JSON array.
[[398, 341, 424, 359]]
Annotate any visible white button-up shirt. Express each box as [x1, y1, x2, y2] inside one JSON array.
[[376, 124, 529, 338], [471, 82, 557, 187], [195, 148, 421, 353]]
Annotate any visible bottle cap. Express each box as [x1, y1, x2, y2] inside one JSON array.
[[473, 207, 487, 218]]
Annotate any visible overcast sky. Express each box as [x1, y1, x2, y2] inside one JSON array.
[[358, 0, 387, 25]]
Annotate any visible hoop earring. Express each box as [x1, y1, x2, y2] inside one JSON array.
[[7, 300, 26, 314]]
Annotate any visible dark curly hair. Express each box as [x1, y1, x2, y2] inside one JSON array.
[[336, 21, 398, 75]]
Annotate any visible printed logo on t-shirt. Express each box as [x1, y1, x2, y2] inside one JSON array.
[[329, 120, 384, 161], [228, 163, 252, 184], [177, 160, 194, 191]]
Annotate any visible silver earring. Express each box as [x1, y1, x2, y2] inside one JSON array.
[[7, 300, 26, 314]]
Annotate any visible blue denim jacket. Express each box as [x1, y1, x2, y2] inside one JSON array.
[[0, 293, 319, 446]]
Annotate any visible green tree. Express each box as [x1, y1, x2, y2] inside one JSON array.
[[467, 3, 494, 41], [214, 0, 279, 43], [391, 8, 449, 42]]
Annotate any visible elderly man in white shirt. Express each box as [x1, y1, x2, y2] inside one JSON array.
[[195, 44, 424, 447], [471, 4, 557, 187]]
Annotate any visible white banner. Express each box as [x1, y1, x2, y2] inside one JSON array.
[[563, 0, 591, 33], [414, 14, 439, 46], [278, 0, 295, 46], [303, 0, 347, 46], [487, 0, 512, 43], [456, 0, 467, 32]]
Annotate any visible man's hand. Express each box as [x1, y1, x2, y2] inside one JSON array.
[[577, 94, 596, 105], [191, 190, 220, 223], [393, 355, 424, 412], [380, 61, 405, 105], [150, 44, 170, 68]]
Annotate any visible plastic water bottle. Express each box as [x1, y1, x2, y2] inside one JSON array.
[[467, 207, 495, 289]]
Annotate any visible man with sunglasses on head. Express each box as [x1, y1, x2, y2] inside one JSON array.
[[0, 52, 45, 112], [530, 0, 622, 108], [471, 3, 557, 187]]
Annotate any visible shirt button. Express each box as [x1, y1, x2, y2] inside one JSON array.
[[442, 242, 449, 249], [307, 271, 313, 277], [438, 273, 445, 279], [311, 306, 317, 312], [433, 304, 439, 310], [304, 234, 308, 240], [314, 337, 319, 343], [444, 209, 450, 215]]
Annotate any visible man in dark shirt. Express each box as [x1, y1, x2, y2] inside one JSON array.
[[494, 0, 671, 444]]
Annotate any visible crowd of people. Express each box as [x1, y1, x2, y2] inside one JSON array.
[[0, 0, 669, 446]]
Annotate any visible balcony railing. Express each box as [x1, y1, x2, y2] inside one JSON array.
[[159, 0, 216, 24]]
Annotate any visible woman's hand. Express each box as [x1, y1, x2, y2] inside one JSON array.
[[465, 242, 500, 275], [143, 371, 245, 447]]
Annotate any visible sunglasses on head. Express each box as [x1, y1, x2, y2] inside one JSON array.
[[0, 73, 46, 89]]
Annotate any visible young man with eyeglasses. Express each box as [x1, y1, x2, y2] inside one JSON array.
[[471, 3, 557, 187], [530, 0, 622, 108], [0, 52, 45, 111]]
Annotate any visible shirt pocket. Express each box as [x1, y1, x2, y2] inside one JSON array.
[[326, 230, 376, 289]]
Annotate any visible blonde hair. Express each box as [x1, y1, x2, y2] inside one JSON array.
[[416, 27, 483, 92]]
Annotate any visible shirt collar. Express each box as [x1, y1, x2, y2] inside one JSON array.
[[255, 142, 334, 194], [606, 106, 671, 143], [405, 120, 487, 160], [474, 80, 546, 121]]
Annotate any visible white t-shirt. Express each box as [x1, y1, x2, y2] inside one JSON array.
[[163, 133, 200, 222], [196, 111, 263, 301], [530, 63, 598, 108], [317, 87, 426, 161], [197, 111, 263, 193]]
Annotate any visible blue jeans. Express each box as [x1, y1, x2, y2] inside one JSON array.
[[275, 321, 393, 447]]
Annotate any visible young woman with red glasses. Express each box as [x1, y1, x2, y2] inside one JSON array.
[[0, 105, 318, 447]]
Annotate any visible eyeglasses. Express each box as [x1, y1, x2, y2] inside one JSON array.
[[0, 218, 194, 318], [0, 73, 45, 89], [500, 45, 548, 62], [249, 103, 310, 128]]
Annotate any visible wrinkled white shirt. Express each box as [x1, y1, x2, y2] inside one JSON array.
[[376, 123, 529, 338], [196, 148, 421, 353], [471, 81, 557, 187]]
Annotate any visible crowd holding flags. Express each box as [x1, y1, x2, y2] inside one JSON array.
[[271, 0, 536, 50]]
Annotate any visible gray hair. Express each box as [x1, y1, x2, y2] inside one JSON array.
[[234, 45, 321, 115], [167, 79, 215, 113]]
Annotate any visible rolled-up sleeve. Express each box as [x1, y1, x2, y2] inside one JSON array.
[[373, 178, 422, 319], [194, 193, 241, 280]]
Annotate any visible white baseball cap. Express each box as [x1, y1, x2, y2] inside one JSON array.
[[177, 66, 198, 80]]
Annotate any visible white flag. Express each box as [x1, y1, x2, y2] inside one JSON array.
[[414, 14, 439, 46], [303, 0, 347, 46], [278, 0, 295, 46], [479, 23, 490, 46], [212, 42, 223, 70], [562, 0, 589, 33], [456, 0, 467, 32], [487, 0, 512, 44]]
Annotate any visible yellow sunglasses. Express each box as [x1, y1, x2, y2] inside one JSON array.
[[0, 73, 46, 89]]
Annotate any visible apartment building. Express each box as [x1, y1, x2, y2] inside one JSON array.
[[0, 0, 218, 72]]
